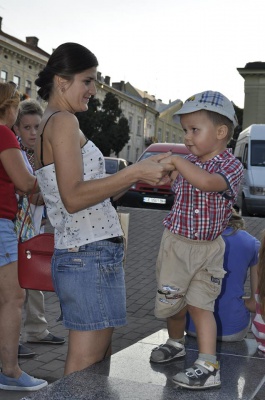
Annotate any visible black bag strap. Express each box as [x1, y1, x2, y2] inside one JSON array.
[[40, 111, 61, 166], [18, 178, 38, 242]]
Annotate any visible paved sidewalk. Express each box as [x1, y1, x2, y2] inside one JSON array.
[[1, 208, 265, 400]]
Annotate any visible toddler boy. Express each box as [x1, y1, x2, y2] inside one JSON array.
[[151, 91, 243, 389]]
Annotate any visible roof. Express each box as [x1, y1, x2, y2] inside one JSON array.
[[0, 18, 50, 58]]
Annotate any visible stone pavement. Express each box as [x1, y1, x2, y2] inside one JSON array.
[[1, 208, 265, 400]]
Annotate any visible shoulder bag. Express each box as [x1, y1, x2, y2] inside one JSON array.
[[17, 180, 55, 292]]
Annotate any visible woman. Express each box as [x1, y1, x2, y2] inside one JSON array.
[[34, 42, 173, 376], [0, 82, 47, 391]]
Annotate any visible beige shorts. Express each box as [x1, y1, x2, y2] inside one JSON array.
[[155, 229, 226, 318]]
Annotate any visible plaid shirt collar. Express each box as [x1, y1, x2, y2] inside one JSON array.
[[187, 148, 232, 164]]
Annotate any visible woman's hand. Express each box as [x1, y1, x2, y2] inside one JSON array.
[[136, 153, 175, 186], [30, 193, 44, 206]]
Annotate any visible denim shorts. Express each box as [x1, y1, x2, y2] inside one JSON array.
[[0, 219, 18, 267], [52, 239, 127, 331]]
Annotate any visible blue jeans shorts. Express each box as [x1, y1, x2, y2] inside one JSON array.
[[52, 239, 127, 331], [0, 219, 18, 267]]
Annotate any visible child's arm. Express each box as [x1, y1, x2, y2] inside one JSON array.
[[161, 155, 227, 192], [244, 264, 258, 313]]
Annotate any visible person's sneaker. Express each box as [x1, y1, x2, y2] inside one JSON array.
[[0, 371, 48, 391], [27, 332, 65, 345], [150, 340, 186, 363], [172, 359, 221, 390], [18, 343, 36, 358], [258, 344, 265, 353]]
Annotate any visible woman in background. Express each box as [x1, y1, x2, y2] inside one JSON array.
[[0, 82, 47, 391]]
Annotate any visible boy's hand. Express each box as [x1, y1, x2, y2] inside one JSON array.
[[158, 155, 175, 165], [169, 170, 179, 184]]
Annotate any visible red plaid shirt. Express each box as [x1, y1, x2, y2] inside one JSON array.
[[163, 149, 243, 240]]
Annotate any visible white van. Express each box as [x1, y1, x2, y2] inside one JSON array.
[[234, 124, 265, 216]]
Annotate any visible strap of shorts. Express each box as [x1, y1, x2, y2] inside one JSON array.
[[40, 111, 61, 166]]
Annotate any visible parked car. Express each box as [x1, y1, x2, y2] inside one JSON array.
[[104, 157, 129, 175], [234, 124, 265, 216], [119, 143, 190, 209]]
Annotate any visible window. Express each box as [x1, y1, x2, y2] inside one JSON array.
[[242, 144, 248, 166], [128, 115, 133, 131], [1, 70, 7, 82], [157, 128, 162, 142], [126, 145, 130, 160], [13, 75, 20, 89], [251, 141, 265, 166], [137, 117, 142, 136], [25, 80, 32, 97], [165, 130, 169, 142]]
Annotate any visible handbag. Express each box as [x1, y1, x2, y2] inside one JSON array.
[[17, 180, 55, 292]]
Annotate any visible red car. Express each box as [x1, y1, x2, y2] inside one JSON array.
[[119, 143, 190, 209]]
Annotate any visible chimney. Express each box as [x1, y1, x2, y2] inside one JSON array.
[[0, 17, 2, 31], [97, 71, 102, 81], [26, 37, 39, 47], [104, 76, 110, 85]]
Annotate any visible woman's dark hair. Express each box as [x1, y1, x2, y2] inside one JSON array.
[[35, 42, 98, 101]]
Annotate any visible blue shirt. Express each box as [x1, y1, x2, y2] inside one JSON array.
[[186, 226, 260, 336]]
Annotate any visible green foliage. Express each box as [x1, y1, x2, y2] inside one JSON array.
[[76, 92, 130, 156], [228, 103, 244, 151]]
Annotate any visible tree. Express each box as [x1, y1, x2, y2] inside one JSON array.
[[76, 96, 101, 140], [76, 92, 130, 157], [111, 117, 130, 156], [229, 103, 243, 152], [99, 92, 130, 156]]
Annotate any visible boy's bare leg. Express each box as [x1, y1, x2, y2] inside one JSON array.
[[188, 305, 216, 355], [172, 304, 220, 389], [167, 306, 187, 340]]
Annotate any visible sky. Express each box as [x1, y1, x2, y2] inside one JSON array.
[[1, 0, 265, 108]]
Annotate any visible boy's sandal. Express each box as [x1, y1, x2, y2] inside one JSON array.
[[150, 342, 185, 363]]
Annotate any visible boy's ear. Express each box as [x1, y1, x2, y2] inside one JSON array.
[[217, 125, 228, 140], [13, 124, 21, 137]]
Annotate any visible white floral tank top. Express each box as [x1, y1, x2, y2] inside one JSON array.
[[35, 140, 123, 249]]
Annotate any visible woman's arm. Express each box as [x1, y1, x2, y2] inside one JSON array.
[[46, 113, 174, 213], [244, 264, 258, 313], [0, 148, 38, 193]]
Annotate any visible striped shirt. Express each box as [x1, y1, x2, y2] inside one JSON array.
[[252, 293, 265, 347], [163, 149, 243, 241]]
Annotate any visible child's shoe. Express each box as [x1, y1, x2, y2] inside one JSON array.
[[150, 339, 185, 363], [172, 359, 221, 389]]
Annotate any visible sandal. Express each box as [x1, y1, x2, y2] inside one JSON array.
[[150, 342, 185, 363]]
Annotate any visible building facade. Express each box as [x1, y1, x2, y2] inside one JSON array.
[[0, 17, 49, 101], [238, 62, 265, 129], [0, 16, 184, 163]]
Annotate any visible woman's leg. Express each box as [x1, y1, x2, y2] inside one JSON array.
[[64, 327, 114, 375], [0, 261, 25, 378]]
